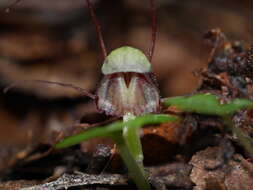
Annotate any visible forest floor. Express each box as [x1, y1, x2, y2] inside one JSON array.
[[0, 0, 253, 189]]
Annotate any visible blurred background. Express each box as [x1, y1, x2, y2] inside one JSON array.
[[0, 0, 253, 178]]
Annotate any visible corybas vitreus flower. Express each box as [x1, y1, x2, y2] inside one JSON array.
[[96, 46, 160, 117]]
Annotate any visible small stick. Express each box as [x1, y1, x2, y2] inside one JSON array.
[[20, 173, 128, 190], [85, 0, 107, 59], [147, 0, 157, 62], [4, 80, 96, 100]]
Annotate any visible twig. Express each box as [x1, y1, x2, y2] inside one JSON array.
[[20, 173, 128, 190]]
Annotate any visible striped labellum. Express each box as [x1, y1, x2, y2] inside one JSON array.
[[96, 46, 160, 116]]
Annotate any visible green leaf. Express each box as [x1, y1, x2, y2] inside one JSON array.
[[163, 93, 253, 116], [55, 114, 179, 149]]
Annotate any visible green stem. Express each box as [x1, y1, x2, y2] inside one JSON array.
[[123, 114, 144, 164], [123, 125, 144, 164], [113, 133, 151, 190], [222, 115, 253, 157]]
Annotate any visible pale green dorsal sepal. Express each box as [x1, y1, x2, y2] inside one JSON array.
[[102, 46, 151, 74]]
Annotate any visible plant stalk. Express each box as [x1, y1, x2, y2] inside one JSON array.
[[123, 113, 144, 164], [222, 115, 253, 157], [113, 133, 151, 190]]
